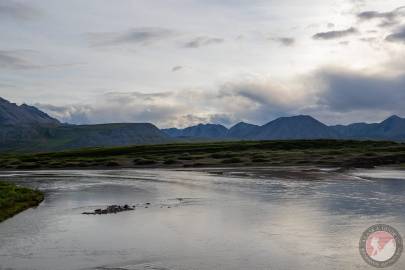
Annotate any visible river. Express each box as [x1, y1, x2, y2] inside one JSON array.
[[0, 168, 404, 269]]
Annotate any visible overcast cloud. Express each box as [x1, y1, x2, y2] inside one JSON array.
[[1, 0, 405, 127], [87, 27, 178, 47], [0, 0, 40, 21], [357, 6, 405, 27], [313, 27, 359, 40], [386, 26, 405, 43]]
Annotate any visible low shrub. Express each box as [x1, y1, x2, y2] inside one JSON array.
[[163, 159, 178, 165], [221, 157, 242, 164]]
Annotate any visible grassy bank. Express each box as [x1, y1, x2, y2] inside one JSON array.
[[0, 181, 44, 222], [0, 140, 405, 170]]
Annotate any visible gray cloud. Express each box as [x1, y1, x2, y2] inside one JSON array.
[[359, 37, 376, 43], [0, 50, 38, 70], [172, 66, 183, 72], [183, 36, 224, 48], [216, 79, 313, 124], [272, 37, 295, 46], [0, 82, 15, 88], [207, 114, 235, 126], [0, 0, 40, 20], [316, 68, 405, 112], [386, 26, 405, 43], [358, 10, 396, 20], [36, 103, 92, 124], [357, 6, 405, 28], [35, 66, 405, 128], [38, 91, 193, 127], [0, 50, 81, 70], [313, 27, 358, 40], [37, 78, 310, 128], [87, 27, 177, 47]]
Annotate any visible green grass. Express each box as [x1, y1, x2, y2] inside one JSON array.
[[0, 140, 405, 170], [0, 181, 44, 222]]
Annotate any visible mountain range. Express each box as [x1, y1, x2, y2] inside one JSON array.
[[162, 115, 339, 140], [163, 115, 405, 142], [1, 97, 405, 152]]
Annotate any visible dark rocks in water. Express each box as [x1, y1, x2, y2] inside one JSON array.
[[82, 204, 135, 215]]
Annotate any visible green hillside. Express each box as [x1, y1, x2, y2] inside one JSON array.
[[0, 123, 170, 152]]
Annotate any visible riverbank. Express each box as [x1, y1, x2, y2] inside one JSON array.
[[0, 140, 405, 170], [0, 181, 44, 222]]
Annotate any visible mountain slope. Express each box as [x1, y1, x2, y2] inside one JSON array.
[[227, 122, 259, 139], [332, 115, 405, 141], [162, 124, 228, 139], [0, 123, 170, 152], [378, 115, 405, 140], [40, 123, 169, 151], [253, 115, 339, 140], [0, 97, 170, 152], [0, 98, 60, 126], [0, 122, 170, 152]]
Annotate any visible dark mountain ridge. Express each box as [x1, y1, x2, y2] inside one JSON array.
[[162, 124, 228, 139], [0, 97, 60, 126], [0, 97, 169, 152], [164, 115, 405, 142], [331, 115, 405, 141], [252, 115, 339, 140], [227, 122, 259, 139]]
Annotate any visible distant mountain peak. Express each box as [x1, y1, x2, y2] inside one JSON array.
[[228, 122, 258, 139], [163, 123, 228, 138], [284, 115, 316, 120], [231, 122, 257, 128], [256, 115, 338, 140], [380, 115, 404, 129], [383, 115, 402, 122]]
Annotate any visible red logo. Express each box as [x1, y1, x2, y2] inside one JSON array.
[[360, 224, 403, 268]]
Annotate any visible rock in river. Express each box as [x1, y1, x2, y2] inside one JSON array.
[[82, 204, 134, 215]]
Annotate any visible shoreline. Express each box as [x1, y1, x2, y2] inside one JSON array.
[[0, 160, 404, 172], [0, 164, 405, 171]]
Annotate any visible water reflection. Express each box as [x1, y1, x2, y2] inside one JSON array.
[[0, 168, 404, 270]]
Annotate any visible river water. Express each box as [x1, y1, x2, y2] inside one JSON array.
[[0, 168, 404, 270]]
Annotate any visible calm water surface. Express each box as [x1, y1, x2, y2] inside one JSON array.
[[0, 168, 404, 270]]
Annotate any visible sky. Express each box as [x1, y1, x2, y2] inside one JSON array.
[[1, 0, 405, 128]]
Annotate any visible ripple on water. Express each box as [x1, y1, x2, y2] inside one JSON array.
[[92, 262, 172, 270]]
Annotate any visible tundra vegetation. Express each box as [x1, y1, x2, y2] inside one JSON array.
[[0, 140, 404, 170], [0, 181, 44, 222]]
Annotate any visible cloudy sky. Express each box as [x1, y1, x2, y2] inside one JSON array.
[[1, 0, 405, 128]]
